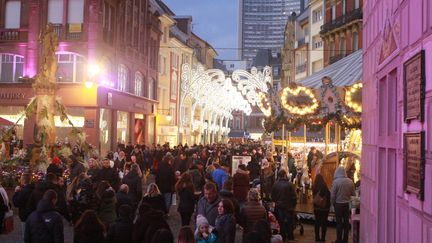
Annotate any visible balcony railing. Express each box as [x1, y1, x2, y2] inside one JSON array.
[[296, 63, 307, 74], [320, 8, 363, 34], [0, 29, 28, 41], [51, 24, 83, 41], [329, 54, 345, 64]]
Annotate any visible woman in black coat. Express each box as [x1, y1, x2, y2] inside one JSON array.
[[121, 164, 142, 208], [74, 210, 106, 243], [312, 173, 331, 242], [133, 202, 171, 243], [175, 173, 196, 226], [141, 183, 166, 213], [214, 199, 236, 243]]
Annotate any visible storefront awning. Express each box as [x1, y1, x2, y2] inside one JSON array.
[[298, 50, 363, 88]]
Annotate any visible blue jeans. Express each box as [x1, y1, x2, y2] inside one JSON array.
[[163, 192, 172, 213]]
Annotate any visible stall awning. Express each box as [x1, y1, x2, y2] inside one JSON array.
[[298, 50, 362, 88]]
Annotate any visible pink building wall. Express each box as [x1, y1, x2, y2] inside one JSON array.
[[362, 0, 432, 242]]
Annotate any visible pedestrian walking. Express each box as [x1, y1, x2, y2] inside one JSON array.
[[175, 173, 196, 226], [141, 183, 166, 213], [239, 188, 267, 236], [271, 170, 297, 241], [12, 173, 34, 233], [196, 182, 221, 227], [177, 226, 196, 243], [121, 163, 142, 209], [156, 153, 176, 214], [24, 190, 64, 243], [233, 164, 250, 205], [214, 199, 236, 243], [331, 167, 355, 243], [107, 204, 133, 243], [73, 210, 106, 243], [96, 181, 117, 228]]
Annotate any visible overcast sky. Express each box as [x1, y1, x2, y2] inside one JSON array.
[[163, 0, 239, 60]]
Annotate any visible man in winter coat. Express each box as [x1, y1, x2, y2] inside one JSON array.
[[25, 189, 64, 243], [13, 173, 34, 225], [271, 169, 297, 241], [196, 182, 221, 227], [212, 163, 229, 190], [26, 173, 69, 221], [69, 155, 85, 182], [233, 164, 250, 205], [107, 204, 133, 243], [331, 166, 356, 243], [93, 158, 120, 190]]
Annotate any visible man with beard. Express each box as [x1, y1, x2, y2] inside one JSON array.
[[93, 158, 120, 190]]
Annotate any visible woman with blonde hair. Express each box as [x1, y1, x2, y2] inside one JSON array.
[[141, 183, 166, 213]]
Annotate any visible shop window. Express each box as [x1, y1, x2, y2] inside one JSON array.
[[55, 107, 84, 142], [355, 0, 360, 9], [48, 0, 64, 24], [117, 111, 130, 144], [99, 108, 112, 156], [68, 0, 84, 24], [118, 64, 129, 92], [56, 52, 85, 83], [5, 1, 21, 29], [235, 118, 241, 129], [134, 72, 143, 96], [0, 53, 24, 82]]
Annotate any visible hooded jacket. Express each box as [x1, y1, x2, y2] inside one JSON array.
[[24, 199, 64, 243], [331, 167, 355, 204]]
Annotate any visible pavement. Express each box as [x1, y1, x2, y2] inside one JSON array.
[[0, 174, 349, 243]]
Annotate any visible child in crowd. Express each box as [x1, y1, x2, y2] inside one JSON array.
[[195, 215, 216, 243]]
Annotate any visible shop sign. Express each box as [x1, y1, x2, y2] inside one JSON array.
[[85, 119, 95, 128], [0, 92, 25, 100], [231, 156, 252, 176], [404, 132, 425, 200], [404, 50, 425, 122]]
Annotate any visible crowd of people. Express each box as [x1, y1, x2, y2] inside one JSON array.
[[0, 142, 356, 243]]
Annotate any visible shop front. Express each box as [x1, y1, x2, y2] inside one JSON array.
[[0, 83, 157, 157]]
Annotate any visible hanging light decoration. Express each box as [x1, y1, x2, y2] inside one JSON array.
[[345, 83, 362, 113], [257, 92, 272, 117], [280, 85, 319, 116]]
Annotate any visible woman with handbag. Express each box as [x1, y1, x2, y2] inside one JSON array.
[[312, 173, 331, 242]]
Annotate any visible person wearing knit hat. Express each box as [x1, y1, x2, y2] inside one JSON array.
[[195, 215, 216, 243]]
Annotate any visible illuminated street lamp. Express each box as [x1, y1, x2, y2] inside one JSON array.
[[85, 63, 101, 89]]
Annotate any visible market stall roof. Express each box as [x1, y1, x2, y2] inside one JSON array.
[[0, 117, 14, 126], [298, 50, 362, 88]]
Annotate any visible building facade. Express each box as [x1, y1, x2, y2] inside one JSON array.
[[308, 0, 324, 74], [362, 0, 432, 242], [238, 0, 301, 64], [0, 0, 161, 156], [320, 0, 362, 67]]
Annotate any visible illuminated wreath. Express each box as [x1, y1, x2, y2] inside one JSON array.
[[281, 85, 319, 116], [344, 83, 362, 113], [257, 92, 272, 117]]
